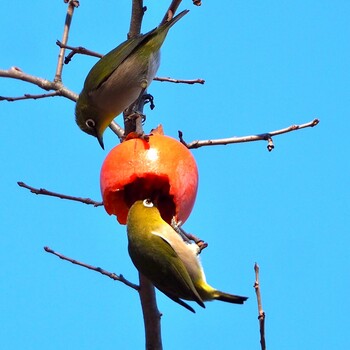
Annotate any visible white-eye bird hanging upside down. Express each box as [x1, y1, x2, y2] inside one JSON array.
[[126, 199, 248, 313], [75, 10, 189, 149]]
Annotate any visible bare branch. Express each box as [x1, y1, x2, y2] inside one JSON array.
[[0, 67, 125, 140], [161, 0, 182, 25], [153, 76, 205, 85], [161, 0, 202, 24], [129, 0, 145, 38], [109, 120, 125, 140], [138, 273, 163, 350], [0, 92, 62, 102], [179, 118, 320, 151], [44, 246, 139, 291], [17, 181, 103, 207], [55, 0, 80, 82], [0, 67, 78, 101], [254, 263, 266, 350], [125, 6, 165, 349], [56, 40, 103, 64]]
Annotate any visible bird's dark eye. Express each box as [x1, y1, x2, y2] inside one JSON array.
[[143, 199, 154, 208], [86, 119, 96, 129]]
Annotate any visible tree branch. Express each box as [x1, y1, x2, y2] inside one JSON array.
[[124, 5, 165, 348], [44, 246, 139, 291], [55, 0, 79, 82], [0, 92, 63, 102], [0, 67, 78, 101], [44, 247, 163, 350], [129, 0, 145, 39], [153, 76, 205, 85], [56, 40, 103, 64], [161, 0, 182, 25], [160, 0, 203, 24], [139, 273, 163, 350], [179, 118, 320, 151], [109, 121, 125, 141], [0, 67, 125, 139], [254, 263, 266, 350], [17, 181, 103, 207]]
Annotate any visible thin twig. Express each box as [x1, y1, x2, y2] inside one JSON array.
[[44, 246, 139, 291], [153, 77, 205, 85], [0, 67, 124, 140], [161, 0, 201, 23], [56, 40, 103, 64], [179, 118, 320, 151], [55, 0, 79, 82], [161, 0, 182, 25], [254, 263, 266, 350], [0, 67, 78, 101], [17, 181, 103, 207], [0, 92, 62, 101]]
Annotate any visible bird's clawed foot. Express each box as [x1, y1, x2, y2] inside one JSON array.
[[142, 93, 155, 112], [171, 218, 209, 253]]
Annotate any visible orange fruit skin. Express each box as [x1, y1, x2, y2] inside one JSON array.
[[100, 134, 198, 225]]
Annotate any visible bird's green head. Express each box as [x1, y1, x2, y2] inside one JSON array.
[[127, 199, 162, 227], [75, 92, 110, 150]]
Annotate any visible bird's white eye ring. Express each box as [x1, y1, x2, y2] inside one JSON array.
[[143, 199, 154, 208], [86, 119, 96, 129]]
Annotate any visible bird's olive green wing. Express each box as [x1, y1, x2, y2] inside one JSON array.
[[128, 231, 204, 310], [151, 232, 205, 309], [83, 29, 156, 92], [83, 9, 188, 93]]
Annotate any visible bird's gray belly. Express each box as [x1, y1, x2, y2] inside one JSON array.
[[90, 51, 160, 116]]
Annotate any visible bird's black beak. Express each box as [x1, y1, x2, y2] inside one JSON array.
[[97, 133, 105, 150]]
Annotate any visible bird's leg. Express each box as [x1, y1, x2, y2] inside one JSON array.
[[123, 94, 146, 137], [129, 92, 155, 122], [185, 233, 208, 253], [171, 218, 209, 254], [132, 87, 155, 116], [171, 218, 191, 243], [123, 89, 155, 138], [142, 93, 155, 114]]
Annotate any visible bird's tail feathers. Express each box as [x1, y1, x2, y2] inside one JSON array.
[[214, 290, 248, 305], [162, 9, 189, 30]]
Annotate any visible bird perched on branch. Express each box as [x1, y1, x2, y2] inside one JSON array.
[[75, 10, 189, 149], [126, 199, 248, 312]]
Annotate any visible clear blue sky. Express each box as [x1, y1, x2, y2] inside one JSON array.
[[1, 1, 349, 349]]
